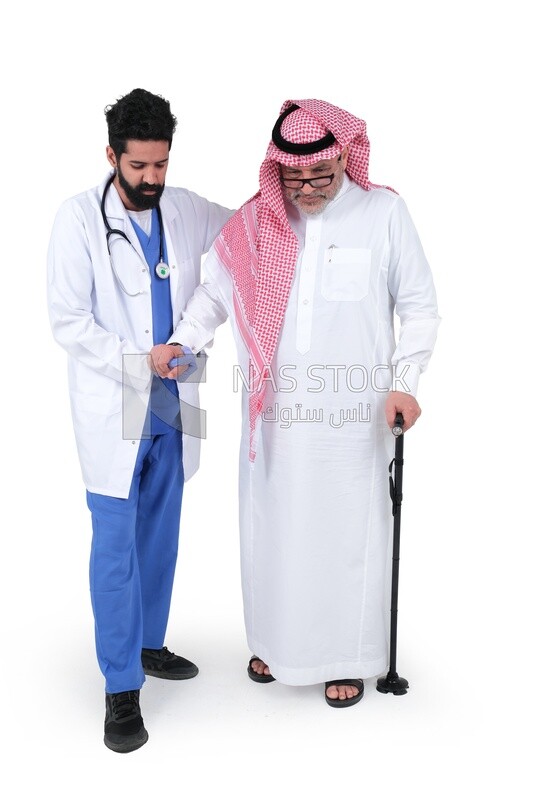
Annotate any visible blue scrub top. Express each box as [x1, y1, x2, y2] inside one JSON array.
[[130, 210, 180, 436]]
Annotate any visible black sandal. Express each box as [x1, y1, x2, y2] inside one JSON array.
[[325, 679, 364, 707], [247, 656, 276, 683]]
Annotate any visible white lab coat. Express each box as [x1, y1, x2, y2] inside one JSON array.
[[172, 178, 440, 684], [47, 174, 232, 498]]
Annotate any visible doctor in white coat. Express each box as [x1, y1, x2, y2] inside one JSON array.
[[47, 89, 232, 753]]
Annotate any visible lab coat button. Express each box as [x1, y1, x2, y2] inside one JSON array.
[[145, 329, 150, 334]]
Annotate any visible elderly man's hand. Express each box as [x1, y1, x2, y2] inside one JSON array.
[[149, 344, 189, 380], [385, 391, 421, 432]]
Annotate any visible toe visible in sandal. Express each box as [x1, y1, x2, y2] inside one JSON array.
[[325, 679, 364, 708], [247, 656, 276, 684]]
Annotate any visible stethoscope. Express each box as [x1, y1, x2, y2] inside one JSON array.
[[100, 173, 171, 280]]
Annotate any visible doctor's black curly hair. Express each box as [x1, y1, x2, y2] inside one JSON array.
[[105, 88, 177, 158]]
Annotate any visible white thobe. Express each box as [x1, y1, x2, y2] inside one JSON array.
[[172, 176, 440, 684]]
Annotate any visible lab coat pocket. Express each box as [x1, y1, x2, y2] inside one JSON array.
[[321, 247, 371, 301], [107, 235, 148, 297], [70, 391, 121, 416]]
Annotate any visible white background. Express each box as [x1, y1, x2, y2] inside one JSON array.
[[1, 0, 531, 795]]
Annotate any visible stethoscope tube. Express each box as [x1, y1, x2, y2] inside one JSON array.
[[100, 174, 169, 277]]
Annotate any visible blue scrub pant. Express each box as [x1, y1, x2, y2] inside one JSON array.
[[86, 430, 184, 694]]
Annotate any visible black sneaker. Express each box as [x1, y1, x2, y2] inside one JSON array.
[[141, 646, 199, 680], [104, 690, 148, 753]]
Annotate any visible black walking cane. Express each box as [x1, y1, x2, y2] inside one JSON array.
[[376, 412, 409, 696]]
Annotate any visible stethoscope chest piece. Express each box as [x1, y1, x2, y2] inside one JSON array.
[[155, 262, 171, 279]]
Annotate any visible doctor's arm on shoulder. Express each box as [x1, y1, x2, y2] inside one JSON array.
[[47, 201, 152, 393]]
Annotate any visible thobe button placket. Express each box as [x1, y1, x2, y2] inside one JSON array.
[[296, 217, 322, 354]]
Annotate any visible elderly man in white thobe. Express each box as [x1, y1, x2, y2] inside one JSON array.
[[151, 99, 440, 708]]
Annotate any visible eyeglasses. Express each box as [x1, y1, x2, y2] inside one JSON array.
[[280, 173, 335, 189], [280, 155, 342, 190]]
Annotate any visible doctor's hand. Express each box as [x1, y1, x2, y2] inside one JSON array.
[[385, 391, 421, 433], [149, 344, 188, 380]]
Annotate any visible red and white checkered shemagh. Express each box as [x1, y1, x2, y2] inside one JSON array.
[[214, 99, 390, 460]]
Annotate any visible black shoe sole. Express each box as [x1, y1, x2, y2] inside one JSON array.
[[143, 666, 199, 680], [247, 665, 276, 683], [104, 727, 149, 753]]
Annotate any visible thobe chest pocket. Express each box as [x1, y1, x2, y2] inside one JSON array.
[[321, 248, 371, 301]]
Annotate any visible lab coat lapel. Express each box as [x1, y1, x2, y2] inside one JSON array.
[[159, 193, 185, 327], [100, 174, 151, 296]]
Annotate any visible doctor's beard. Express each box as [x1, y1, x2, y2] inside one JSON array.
[[116, 165, 164, 210]]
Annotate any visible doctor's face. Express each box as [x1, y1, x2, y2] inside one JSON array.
[[106, 139, 170, 211]]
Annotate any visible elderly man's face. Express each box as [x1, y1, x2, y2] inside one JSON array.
[[280, 147, 348, 215]]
